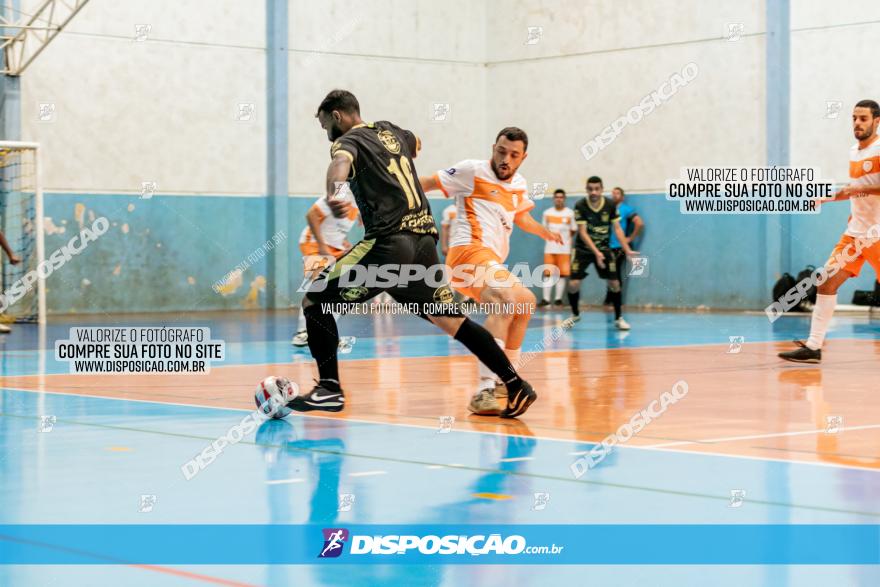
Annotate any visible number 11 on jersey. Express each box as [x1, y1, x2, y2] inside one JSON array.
[[387, 156, 421, 209]]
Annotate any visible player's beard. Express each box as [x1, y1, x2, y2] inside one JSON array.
[[491, 159, 514, 181], [854, 125, 876, 141], [329, 124, 344, 141]]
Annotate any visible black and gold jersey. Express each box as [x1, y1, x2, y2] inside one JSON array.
[[331, 121, 437, 240], [573, 196, 619, 251]]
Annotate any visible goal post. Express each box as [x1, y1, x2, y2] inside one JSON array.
[[0, 141, 45, 324]]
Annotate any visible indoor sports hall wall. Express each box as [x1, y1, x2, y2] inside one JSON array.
[[498, 0, 880, 308], [787, 0, 880, 302], [11, 0, 880, 314], [16, 0, 486, 314]]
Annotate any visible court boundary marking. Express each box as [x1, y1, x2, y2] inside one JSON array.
[[1, 409, 877, 519], [2, 384, 879, 475]]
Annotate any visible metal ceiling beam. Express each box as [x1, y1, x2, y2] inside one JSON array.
[[1, 0, 90, 76]]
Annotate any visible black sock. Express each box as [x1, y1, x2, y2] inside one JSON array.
[[453, 318, 521, 388], [610, 290, 622, 319], [568, 290, 580, 316], [304, 302, 340, 382]]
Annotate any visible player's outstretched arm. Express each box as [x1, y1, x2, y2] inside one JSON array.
[[629, 214, 644, 243], [515, 212, 562, 244], [613, 221, 639, 257], [577, 225, 602, 258], [325, 153, 353, 218], [419, 175, 441, 193]]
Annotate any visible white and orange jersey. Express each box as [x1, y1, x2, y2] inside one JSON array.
[[847, 136, 880, 238], [432, 159, 533, 260], [542, 206, 576, 254], [298, 195, 359, 250], [440, 204, 457, 228]]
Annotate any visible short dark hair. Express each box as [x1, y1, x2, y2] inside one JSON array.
[[613, 186, 625, 196], [553, 189, 566, 197], [495, 127, 528, 152], [316, 89, 360, 116], [855, 99, 880, 118], [586, 175, 603, 186]]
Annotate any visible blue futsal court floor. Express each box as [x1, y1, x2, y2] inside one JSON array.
[[1, 309, 879, 586]]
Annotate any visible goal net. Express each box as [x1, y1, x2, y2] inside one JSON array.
[[0, 141, 45, 324]]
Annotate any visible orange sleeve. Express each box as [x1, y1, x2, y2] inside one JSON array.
[[432, 173, 450, 197]]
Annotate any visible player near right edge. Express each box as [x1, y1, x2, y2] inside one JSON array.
[[779, 99, 880, 364]]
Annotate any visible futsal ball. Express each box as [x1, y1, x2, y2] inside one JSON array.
[[254, 376, 299, 419]]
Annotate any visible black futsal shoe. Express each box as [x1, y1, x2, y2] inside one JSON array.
[[288, 380, 345, 412], [778, 340, 821, 364], [501, 380, 537, 419]]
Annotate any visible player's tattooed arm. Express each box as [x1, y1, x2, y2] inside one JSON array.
[[515, 212, 562, 244], [613, 220, 639, 257], [325, 153, 353, 218]]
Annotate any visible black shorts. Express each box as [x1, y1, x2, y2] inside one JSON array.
[[571, 248, 616, 280], [305, 232, 461, 318], [611, 248, 626, 280]]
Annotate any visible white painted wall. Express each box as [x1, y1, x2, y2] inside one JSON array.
[[790, 1, 880, 183], [485, 0, 765, 193], [20, 0, 266, 195], [20, 0, 875, 197], [19, 0, 489, 197], [287, 0, 487, 195]]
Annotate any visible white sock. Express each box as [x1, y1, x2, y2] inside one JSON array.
[[806, 294, 836, 350], [554, 278, 567, 301], [542, 274, 552, 302], [505, 347, 521, 371], [479, 338, 505, 388], [297, 308, 306, 333]]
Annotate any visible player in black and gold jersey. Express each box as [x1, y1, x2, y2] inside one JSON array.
[[289, 89, 537, 418], [568, 176, 639, 329]]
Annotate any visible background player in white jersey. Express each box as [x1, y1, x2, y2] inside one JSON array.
[[0, 230, 22, 333], [419, 127, 562, 415], [292, 193, 359, 346], [539, 189, 577, 307], [439, 204, 457, 257], [780, 99, 880, 363]]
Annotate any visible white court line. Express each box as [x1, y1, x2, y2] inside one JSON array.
[[3, 385, 879, 473], [640, 424, 880, 449], [499, 456, 534, 462], [426, 463, 465, 469], [348, 470, 387, 477], [265, 478, 305, 485]]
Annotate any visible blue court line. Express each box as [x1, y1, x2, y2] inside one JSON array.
[[2, 310, 878, 376], [2, 389, 879, 528]]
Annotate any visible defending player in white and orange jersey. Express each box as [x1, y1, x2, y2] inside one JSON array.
[[538, 189, 577, 307], [439, 204, 457, 257], [292, 192, 360, 347], [779, 99, 880, 363], [419, 127, 562, 415]]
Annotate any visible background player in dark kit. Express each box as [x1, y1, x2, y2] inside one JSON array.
[[567, 175, 639, 329]]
